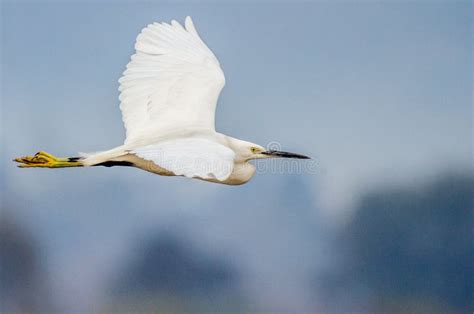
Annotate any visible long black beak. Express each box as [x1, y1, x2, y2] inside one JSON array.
[[261, 150, 311, 159]]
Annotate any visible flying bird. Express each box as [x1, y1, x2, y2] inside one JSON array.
[[14, 16, 309, 185]]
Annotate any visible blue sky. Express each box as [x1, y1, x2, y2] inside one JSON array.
[[1, 1, 472, 311]]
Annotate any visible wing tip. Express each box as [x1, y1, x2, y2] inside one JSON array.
[[184, 16, 198, 36]]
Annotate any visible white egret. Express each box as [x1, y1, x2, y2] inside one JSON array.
[[14, 16, 309, 185]]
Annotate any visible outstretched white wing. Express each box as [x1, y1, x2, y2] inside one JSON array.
[[134, 138, 235, 181], [119, 16, 225, 143]]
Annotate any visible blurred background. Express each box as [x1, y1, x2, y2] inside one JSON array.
[[1, 1, 472, 313]]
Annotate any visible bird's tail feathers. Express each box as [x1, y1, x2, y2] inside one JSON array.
[[79, 146, 129, 166]]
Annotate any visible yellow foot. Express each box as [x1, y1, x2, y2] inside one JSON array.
[[14, 151, 82, 168]]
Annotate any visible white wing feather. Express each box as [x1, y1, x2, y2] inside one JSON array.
[[134, 138, 235, 181], [119, 16, 225, 143]]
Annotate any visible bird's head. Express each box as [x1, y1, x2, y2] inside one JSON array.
[[230, 139, 310, 162]]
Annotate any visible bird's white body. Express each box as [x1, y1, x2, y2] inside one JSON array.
[[15, 16, 308, 183], [82, 129, 257, 185]]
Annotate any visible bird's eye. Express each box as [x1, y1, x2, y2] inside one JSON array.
[[251, 147, 258, 153]]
